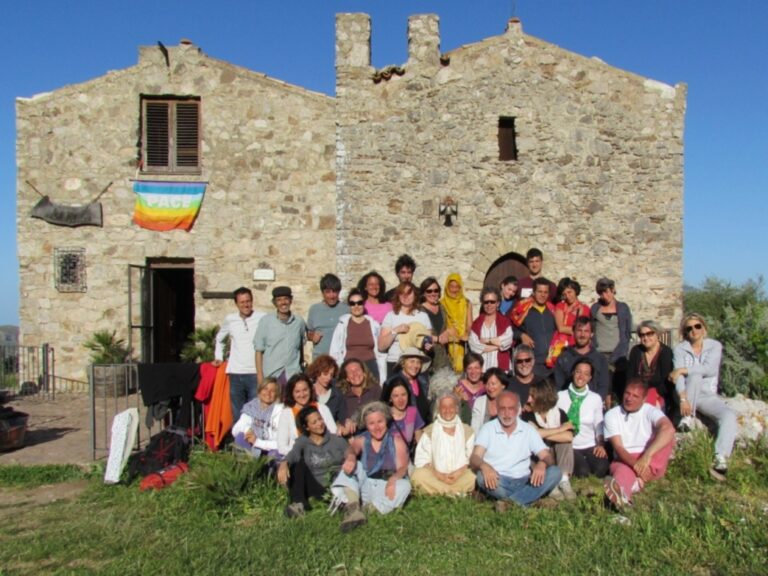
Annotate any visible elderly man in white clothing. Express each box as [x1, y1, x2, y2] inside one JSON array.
[[470, 390, 561, 510], [603, 378, 675, 508]]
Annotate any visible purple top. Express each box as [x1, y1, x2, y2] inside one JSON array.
[[389, 406, 425, 446]]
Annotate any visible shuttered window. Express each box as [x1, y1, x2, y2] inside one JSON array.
[[141, 97, 201, 173]]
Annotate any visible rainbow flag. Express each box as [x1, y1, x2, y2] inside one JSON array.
[[132, 181, 206, 232]]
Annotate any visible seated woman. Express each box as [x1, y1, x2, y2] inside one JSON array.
[[670, 313, 737, 479], [358, 270, 391, 325], [556, 358, 609, 479], [278, 405, 349, 518], [521, 379, 576, 500], [329, 289, 387, 383], [439, 273, 473, 373], [382, 378, 425, 457], [419, 277, 451, 372], [627, 320, 676, 421], [468, 287, 513, 371], [382, 347, 432, 426], [231, 377, 283, 458], [331, 402, 411, 532], [276, 373, 338, 458], [307, 355, 347, 429], [547, 277, 591, 368], [337, 359, 382, 437], [378, 282, 433, 379], [453, 352, 485, 423], [411, 392, 476, 496], [470, 368, 508, 434]]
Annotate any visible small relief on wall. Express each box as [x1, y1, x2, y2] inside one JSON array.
[[54, 247, 87, 293], [27, 180, 110, 228], [132, 180, 207, 232]]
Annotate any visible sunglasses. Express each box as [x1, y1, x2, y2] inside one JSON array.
[[424, 288, 440, 294], [515, 357, 533, 364], [349, 300, 365, 306], [483, 300, 498, 305], [685, 323, 703, 334], [638, 331, 655, 338]]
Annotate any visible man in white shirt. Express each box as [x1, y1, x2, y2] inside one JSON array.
[[214, 287, 266, 420], [603, 378, 675, 508], [470, 391, 561, 510]]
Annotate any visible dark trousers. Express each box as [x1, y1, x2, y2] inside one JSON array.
[[289, 460, 326, 508], [573, 447, 610, 478]]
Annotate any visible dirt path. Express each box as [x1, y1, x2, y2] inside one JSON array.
[[0, 393, 93, 466]]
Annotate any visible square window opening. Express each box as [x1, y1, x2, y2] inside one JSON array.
[[55, 248, 87, 293], [140, 96, 201, 174]]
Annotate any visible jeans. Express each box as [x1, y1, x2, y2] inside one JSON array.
[[332, 462, 411, 514], [476, 465, 562, 507], [229, 373, 257, 420]]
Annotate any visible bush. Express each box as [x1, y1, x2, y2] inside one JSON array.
[[684, 277, 768, 399]]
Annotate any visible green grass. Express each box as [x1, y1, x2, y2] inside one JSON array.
[[0, 464, 91, 488], [0, 438, 767, 575]]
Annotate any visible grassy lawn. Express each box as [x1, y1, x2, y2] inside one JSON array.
[[1, 431, 766, 575]]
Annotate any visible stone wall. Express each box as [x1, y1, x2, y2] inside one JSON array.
[[16, 42, 336, 380], [335, 14, 686, 325]]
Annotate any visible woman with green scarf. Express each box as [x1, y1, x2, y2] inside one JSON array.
[[439, 273, 473, 373], [556, 358, 609, 478]]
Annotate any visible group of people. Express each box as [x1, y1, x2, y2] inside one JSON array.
[[214, 249, 737, 529]]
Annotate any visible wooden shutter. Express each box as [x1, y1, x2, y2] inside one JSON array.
[[175, 102, 200, 168], [145, 101, 170, 168], [141, 98, 200, 173]]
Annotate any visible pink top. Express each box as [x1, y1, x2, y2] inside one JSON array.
[[365, 301, 393, 325]]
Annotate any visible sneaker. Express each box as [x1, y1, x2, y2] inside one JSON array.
[[549, 485, 564, 501], [340, 502, 367, 533], [604, 476, 629, 510], [678, 416, 694, 432], [284, 502, 305, 518], [559, 479, 577, 501], [709, 455, 728, 482]]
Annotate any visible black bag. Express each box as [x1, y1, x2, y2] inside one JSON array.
[[126, 426, 191, 482]]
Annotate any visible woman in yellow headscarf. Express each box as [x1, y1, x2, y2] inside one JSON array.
[[440, 273, 473, 372]]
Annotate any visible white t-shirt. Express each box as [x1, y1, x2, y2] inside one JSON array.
[[603, 403, 666, 453], [557, 389, 604, 450], [380, 310, 432, 363]]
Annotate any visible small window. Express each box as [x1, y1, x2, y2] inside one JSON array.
[[140, 97, 201, 173], [498, 116, 518, 161], [55, 248, 87, 293]]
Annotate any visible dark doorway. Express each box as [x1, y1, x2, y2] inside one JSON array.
[[484, 252, 529, 291], [148, 259, 195, 363]]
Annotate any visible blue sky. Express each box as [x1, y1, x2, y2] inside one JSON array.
[[2, 0, 767, 325]]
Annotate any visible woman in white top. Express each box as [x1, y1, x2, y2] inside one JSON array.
[[378, 282, 433, 379], [468, 287, 514, 371], [329, 288, 387, 382], [556, 358, 609, 478], [231, 377, 283, 458], [276, 373, 338, 457], [470, 368, 509, 435]]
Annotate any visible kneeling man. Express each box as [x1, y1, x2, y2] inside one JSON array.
[[470, 391, 561, 508], [603, 378, 675, 508]]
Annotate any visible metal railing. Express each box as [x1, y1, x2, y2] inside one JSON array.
[[0, 344, 57, 399]]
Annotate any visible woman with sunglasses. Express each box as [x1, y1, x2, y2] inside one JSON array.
[[626, 320, 676, 421], [330, 288, 386, 383], [670, 313, 737, 480], [418, 277, 451, 372], [468, 287, 513, 371]]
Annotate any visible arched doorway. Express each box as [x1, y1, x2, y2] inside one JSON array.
[[484, 252, 528, 290]]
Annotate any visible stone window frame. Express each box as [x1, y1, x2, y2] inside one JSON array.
[[54, 247, 87, 293], [139, 96, 201, 174], [498, 116, 518, 161]]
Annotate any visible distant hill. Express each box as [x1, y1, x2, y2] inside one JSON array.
[[0, 325, 19, 346]]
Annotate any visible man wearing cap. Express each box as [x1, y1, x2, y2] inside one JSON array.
[[213, 287, 267, 420], [253, 286, 307, 387]]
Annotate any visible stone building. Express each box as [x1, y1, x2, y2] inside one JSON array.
[[16, 14, 686, 380]]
